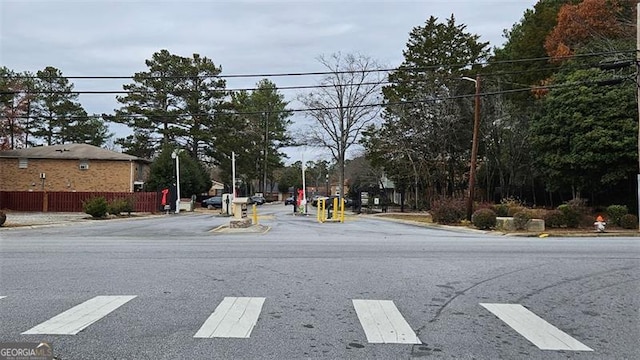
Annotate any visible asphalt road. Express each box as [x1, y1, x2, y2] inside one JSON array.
[[0, 205, 638, 359]]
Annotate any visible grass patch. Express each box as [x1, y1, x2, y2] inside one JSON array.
[[379, 213, 433, 224]]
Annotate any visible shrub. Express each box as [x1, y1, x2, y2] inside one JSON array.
[[544, 209, 566, 228], [108, 197, 136, 216], [507, 206, 527, 217], [491, 204, 509, 217], [606, 205, 628, 226], [430, 198, 466, 225], [557, 203, 586, 228], [567, 197, 589, 210], [501, 197, 525, 217], [513, 210, 532, 230], [83, 196, 108, 218], [107, 199, 122, 215], [619, 214, 638, 229], [528, 208, 547, 220], [472, 208, 497, 229], [0, 211, 5, 227]]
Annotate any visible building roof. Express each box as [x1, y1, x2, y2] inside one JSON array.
[[0, 144, 150, 162]]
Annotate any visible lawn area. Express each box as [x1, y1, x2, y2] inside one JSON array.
[[376, 213, 433, 224], [373, 211, 638, 236]]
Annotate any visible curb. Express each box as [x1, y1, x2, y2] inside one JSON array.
[[361, 213, 640, 237], [359, 213, 490, 235]]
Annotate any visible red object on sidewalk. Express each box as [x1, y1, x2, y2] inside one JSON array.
[[297, 189, 304, 206], [161, 188, 169, 206]]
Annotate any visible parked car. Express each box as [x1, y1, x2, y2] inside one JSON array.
[[249, 195, 266, 205], [284, 196, 295, 205], [311, 196, 328, 207], [201, 196, 223, 209]]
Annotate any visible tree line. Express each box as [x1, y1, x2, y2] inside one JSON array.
[[361, 0, 637, 210], [1, 0, 637, 209]]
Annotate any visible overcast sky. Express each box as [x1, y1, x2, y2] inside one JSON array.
[[1, 0, 538, 162]]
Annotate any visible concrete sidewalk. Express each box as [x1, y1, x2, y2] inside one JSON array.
[[1, 212, 89, 228], [0, 211, 160, 229]]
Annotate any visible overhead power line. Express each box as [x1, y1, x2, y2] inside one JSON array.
[[6, 78, 622, 120], [1, 61, 623, 96], [2, 50, 632, 81]]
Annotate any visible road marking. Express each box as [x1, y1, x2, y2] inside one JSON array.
[[22, 295, 136, 335], [194, 297, 265, 338], [352, 299, 421, 344], [480, 303, 593, 351]]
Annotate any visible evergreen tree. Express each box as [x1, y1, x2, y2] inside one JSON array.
[[367, 15, 489, 205], [0, 67, 33, 149], [65, 114, 113, 146], [31, 67, 89, 145], [112, 50, 227, 159], [146, 145, 212, 196], [530, 61, 637, 199], [225, 79, 292, 193]]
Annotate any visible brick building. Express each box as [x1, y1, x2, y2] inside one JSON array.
[[0, 144, 151, 192]]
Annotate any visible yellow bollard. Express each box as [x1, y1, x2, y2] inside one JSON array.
[[318, 198, 326, 223], [252, 203, 258, 225]]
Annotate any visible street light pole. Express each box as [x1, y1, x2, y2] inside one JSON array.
[[301, 153, 307, 214], [325, 173, 329, 196], [462, 75, 481, 221], [171, 149, 182, 214], [232, 151, 237, 198]]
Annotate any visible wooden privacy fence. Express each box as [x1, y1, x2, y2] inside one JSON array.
[[0, 191, 160, 212]]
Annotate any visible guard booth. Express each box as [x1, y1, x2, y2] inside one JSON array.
[[317, 197, 345, 223], [222, 193, 233, 215], [230, 197, 251, 228]]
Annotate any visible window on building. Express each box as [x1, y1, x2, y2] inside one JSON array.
[[18, 158, 28, 169]]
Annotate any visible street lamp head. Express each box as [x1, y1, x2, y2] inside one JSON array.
[[171, 148, 183, 159], [461, 76, 477, 84]]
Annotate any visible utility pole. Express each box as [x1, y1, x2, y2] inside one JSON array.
[[636, 3, 640, 229], [463, 75, 481, 221], [263, 109, 269, 195]]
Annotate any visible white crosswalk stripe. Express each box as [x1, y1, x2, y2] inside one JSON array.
[[5, 294, 603, 353], [480, 303, 593, 351], [352, 299, 421, 344], [22, 295, 136, 335], [194, 297, 265, 338]]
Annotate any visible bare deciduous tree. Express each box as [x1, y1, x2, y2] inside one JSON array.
[[298, 53, 385, 198]]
